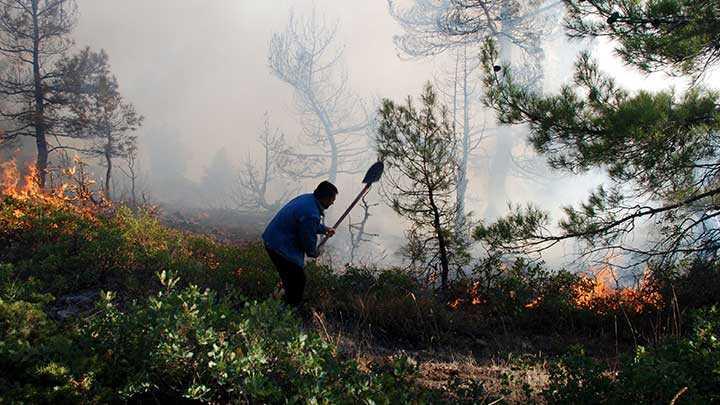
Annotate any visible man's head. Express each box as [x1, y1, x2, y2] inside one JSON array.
[[314, 181, 338, 209]]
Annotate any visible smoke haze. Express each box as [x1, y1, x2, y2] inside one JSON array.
[[60, 1, 716, 269]]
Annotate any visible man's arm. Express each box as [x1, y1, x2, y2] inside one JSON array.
[[299, 215, 321, 258], [316, 224, 336, 237]]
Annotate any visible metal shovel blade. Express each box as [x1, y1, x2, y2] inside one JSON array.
[[362, 161, 384, 184], [317, 161, 385, 250]]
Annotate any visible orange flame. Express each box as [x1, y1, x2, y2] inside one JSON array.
[[449, 298, 462, 310], [1, 158, 108, 215], [525, 296, 542, 309], [573, 266, 616, 308], [1, 160, 20, 195], [448, 281, 485, 309], [470, 281, 485, 305], [571, 264, 662, 314], [1, 160, 41, 197]]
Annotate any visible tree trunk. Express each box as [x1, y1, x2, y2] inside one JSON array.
[[104, 148, 112, 200], [311, 97, 339, 184], [130, 169, 136, 205], [349, 196, 372, 263], [484, 11, 515, 220], [31, 0, 47, 188], [456, 47, 470, 237], [429, 189, 450, 291]]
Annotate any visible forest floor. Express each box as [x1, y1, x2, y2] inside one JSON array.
[[316, 317, 622, 403]]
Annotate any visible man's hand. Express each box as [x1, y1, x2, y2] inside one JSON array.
[[325, 227, 336, 238]]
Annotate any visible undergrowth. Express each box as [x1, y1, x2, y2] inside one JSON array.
[[1, 193, 719, 403]]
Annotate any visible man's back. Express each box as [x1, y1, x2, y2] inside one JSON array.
[[262, 193, 324, 267]]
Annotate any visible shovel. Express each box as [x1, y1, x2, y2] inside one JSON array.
[[318, 161, 384, 249]]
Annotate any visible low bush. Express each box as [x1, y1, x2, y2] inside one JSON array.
[[0, 263, 83, 403], [307, 265, 456, 345], [83, 272, 434, 403], [2, 192, 719, 402], [543, 306, 720, 404]]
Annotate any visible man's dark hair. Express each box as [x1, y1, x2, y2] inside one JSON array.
[[314, 181, 338, 199]]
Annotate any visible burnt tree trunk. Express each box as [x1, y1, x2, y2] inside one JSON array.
[[428, 189, 450, 291], [104, 146, 112, 199], [31, 0, 48, 188]]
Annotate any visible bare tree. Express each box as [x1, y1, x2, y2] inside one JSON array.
[[434, 45, 486, 238], [234, 113, 297, 213], [389, 0, 558, 60], [268, 9, 370, 184], [348, 194, 380, 264], [62, 48, 143, 200], [0, 0, 81, 188], [118, 140, 141, 206]]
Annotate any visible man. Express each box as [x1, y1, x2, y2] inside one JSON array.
[[262, 181, 337, 306]]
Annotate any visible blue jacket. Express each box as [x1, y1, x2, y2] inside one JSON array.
[[262, 193, 328, 267]]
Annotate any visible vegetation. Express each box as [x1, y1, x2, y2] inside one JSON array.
[[0, 0, 141, 189], [1, 180, 718, 402], [476, 0, 720, 268], [0, 188, 433, 402], [0, 1, 719, 403], [376, 83, 468, 291], [543, 307, 720, 404]]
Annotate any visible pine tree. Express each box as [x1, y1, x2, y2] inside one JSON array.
[[0, 0, 102, 188], [62, 49, 143, 200], [475, 0, 720, 267], [376, 83, 468, 291]]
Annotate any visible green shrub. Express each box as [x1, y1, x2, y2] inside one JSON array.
[[83, 272, 433, 403], [543, 307, 720, 404], [0, 197, 279, 307], [0, 292, 81, 403], [307, 265, 455, 345], [541, 345, 614, 404]]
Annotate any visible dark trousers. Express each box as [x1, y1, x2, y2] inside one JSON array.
[[265, 246, 306, 307]]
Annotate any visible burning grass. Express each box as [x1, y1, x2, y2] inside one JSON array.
[[570, 266, 663, 314], [0, 158, 111, 219], [449, 262, 663, 319]]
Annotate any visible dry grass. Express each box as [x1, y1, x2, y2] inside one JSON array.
[[309, 310, 552, 403]]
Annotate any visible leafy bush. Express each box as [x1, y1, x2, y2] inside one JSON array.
[[0, 196, 278, 304], [4, 190, 720, 402], [307, 265, 456, 345], [0, 263, 82, 403], [83, 272, 433, 403], [543, 307, 720, 404]]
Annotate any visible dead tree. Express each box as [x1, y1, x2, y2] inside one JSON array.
[[118, 141, 141, 206], [434, 45, 486, 238], [348, 194, 380, 264], [61, 48, 143, 200], [268, 10, 370, 184], [233, 113, 297, 214]]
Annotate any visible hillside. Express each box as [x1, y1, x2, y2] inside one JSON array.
[[1, 171, 719, 403]]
